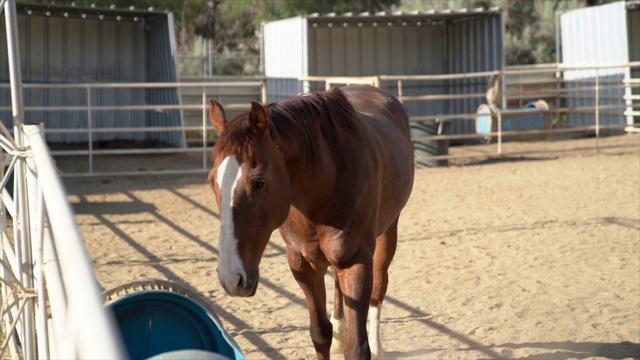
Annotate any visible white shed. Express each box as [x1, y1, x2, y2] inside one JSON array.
[[262, 9, 505, 137], [560, 1, 640, 129], [0, 2, 184, 147]]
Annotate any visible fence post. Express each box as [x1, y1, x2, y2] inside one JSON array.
[[202, 87, 208, 170], [595, 68, 600, 151], [497, 110, 503, 155], [261, 80, 268, 104], [24, 123, 50, 359], [4, 0, 36, 357]]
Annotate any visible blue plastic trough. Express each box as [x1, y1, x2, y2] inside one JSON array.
[[476, 100, 550, 143], [106, 285, 245, 360]]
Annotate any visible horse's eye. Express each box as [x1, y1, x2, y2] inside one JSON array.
[[252, 179, 266, 192]]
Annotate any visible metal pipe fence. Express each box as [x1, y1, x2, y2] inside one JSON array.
[[303, 61, 640, 165], [0, 66, 637, 175], [1, 122, 129, 359], [0, 80, 267, 176]]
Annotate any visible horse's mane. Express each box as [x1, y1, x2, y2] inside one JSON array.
[[267, 88, 361, 166], [215, 88, 361, 168]]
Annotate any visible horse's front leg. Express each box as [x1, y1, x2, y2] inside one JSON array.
[[335, 245, 373, 360], [287, 248, 332, 359]]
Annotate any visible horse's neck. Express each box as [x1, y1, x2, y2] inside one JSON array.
[[275, 137, 338, 211], [268, 102, 350, 210]]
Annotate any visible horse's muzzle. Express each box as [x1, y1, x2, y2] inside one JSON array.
[[218, 272, 259, 297]]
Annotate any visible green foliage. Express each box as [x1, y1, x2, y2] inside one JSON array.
[[281, 0, 400, 16], [395, 0, 619, 65]]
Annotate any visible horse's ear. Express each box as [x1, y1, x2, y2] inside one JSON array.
[[249, 100, 268, 134], [209, 99, 227, 134]]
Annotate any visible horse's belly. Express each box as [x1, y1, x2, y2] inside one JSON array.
[[376, 170, 414, 235]]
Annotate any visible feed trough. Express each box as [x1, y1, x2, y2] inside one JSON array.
[[104, 280, 245, 360]]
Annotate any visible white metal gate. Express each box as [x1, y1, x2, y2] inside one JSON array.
[[0, 1, 126, 358]]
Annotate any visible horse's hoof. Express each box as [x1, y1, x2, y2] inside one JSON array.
[[330, 315, 347, 354], [370, 341, 384, 360]]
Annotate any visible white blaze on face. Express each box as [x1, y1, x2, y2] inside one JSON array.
[[215, 155, 247, 289]]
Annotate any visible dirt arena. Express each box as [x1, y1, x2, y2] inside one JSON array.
[[63, 134, 640, 359]]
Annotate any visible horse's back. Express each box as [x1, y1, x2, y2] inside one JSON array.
[[340, 85, 410, 133], [340, 85, 414, 231], [340, 85, 413, 169]]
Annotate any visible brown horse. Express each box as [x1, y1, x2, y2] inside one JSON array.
[[208, 85, 414, 360]]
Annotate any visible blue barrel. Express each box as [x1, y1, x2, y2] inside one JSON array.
[[476, 100, 550, 143], [107, 290, 245, 360]]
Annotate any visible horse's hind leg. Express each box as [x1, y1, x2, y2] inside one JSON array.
[[370, 217, 399, 359], [330, 266, 347, 354]]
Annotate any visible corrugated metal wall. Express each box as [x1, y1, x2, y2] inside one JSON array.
[[445, 14, 504, 135], [264, 11, 504, 137], [560, 1, 630, 128], [266, 78, 305, 103], [306, 20, 449, 120], [263, 16, 307, 79], [0, 5, 184, 146], [145, 13, 184, 147], [307, 21, 445, 76]]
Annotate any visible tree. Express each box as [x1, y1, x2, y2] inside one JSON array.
[[280, 0, 400, 15], [394, 0, 619, 65]]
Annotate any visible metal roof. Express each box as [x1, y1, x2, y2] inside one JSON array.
[[627, 0, 640, 10], [16, 1, 168, 22], [304, 7, 502, 26]]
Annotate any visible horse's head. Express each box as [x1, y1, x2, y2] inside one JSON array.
[[208, 99, 291, 297]]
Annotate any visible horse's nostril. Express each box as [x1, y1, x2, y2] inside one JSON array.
[[237, 273, 244, 288]]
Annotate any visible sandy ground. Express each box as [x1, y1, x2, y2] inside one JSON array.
[[63, 134, 640, 359]]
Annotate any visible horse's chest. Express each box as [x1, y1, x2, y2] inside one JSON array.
[[280, 226, 328, 265]]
